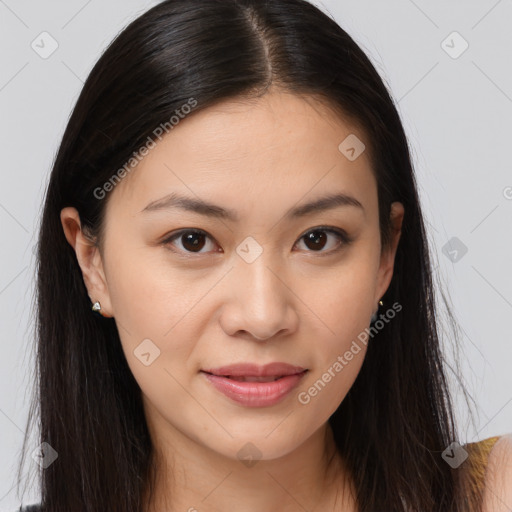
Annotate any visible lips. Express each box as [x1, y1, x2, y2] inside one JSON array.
[[202, 362, 306, 379], [200, 362, 308, 407], [226, 375, 281, 382]]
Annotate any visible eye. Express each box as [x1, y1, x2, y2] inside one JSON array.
[[294, 226, 351, 254], [163, 229, 220, 255], [162, 226, 351, 256]]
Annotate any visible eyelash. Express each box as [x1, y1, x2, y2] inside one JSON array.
[[161, 226, 352, 258]]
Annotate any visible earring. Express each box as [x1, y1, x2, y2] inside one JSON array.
[[370, 299, 384, 323], [91, 301, 103, 316]]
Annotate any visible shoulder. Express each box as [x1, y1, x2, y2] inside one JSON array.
[[459, 435, 508, 510], [480, 433, 512, 512]]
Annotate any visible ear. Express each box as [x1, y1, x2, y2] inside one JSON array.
[[374, 201, 404, 304], [60, 207, 114, 318]]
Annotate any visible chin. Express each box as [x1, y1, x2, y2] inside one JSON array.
[[201, 426, 311, 464]]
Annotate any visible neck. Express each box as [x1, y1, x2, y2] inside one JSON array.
[[143, 418, 354, 512]]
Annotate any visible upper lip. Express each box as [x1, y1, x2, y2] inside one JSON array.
[[201, 362, 307, 377]]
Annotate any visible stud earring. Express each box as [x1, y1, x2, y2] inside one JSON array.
[[91, 301, 103, 316]]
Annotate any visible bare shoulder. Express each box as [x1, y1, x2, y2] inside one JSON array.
[[481, 433, 512, 512]]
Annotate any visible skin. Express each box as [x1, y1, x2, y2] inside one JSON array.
[[482, 434, 512, 512], [61, 88, 405, 511]]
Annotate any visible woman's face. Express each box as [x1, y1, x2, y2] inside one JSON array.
[[63, 89, 403, 462]]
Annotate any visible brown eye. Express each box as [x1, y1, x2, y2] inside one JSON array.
[[181, 232, 206, 252], [164, 229, 218, 254], [163, 226, 351, 257], [303, 230, 328, 251], [295, 227, 350, 254]]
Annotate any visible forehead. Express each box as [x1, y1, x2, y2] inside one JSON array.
[[108, 89, 376, 215]]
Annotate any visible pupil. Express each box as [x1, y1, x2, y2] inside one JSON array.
[[179, 231, 329, 253], [182, 232, 205, 252], [305, 231, 327, 251]]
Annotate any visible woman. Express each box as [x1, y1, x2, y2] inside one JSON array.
[[16, 0, 511, 510]]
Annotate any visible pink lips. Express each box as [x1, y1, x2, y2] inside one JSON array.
[[201, 362, 307, 407]]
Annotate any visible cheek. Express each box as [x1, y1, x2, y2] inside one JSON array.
[[303, 253, 378, 341], [103, 245, 209, 370], [297, 344, 367, 419], [294, 252, 377, 411], [296, 296, 371, 420], [105, 237, 202, 329]]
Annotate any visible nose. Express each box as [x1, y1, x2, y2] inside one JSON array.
[[218, 255, 299, 342]]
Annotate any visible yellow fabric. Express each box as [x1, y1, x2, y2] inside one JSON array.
[[461, 435, 501, 511]]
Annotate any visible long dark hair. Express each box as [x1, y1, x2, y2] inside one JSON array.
[[17, 0, 483, 510]]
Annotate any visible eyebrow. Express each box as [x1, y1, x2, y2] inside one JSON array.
[[140, 191, 364, 221]]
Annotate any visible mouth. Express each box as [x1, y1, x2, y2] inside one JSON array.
[[201, 362, 307, 378], [200, 363, 308, 407], [201, 373, 302, 382]]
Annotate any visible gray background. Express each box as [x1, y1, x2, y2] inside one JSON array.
[[1, 0, 511, 508]]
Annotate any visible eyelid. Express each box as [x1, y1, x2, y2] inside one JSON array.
[[162, 225, 352, 256], [162, 228, 220, 257], [297, 225, 351, 243], [295, 225, 352, 256]]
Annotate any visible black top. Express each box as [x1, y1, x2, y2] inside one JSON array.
[[18, 505, 41, 512]]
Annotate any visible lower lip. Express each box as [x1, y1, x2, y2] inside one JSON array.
[[202, 371, 307, 407]]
